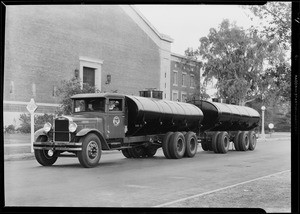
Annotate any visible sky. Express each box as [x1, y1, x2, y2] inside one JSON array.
[[135, 5, 256, 55]]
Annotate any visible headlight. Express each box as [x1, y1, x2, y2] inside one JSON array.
[[43, 122, 52, 133], [69, 121, 78, 133]]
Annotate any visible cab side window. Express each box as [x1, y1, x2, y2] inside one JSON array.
[[108, 99, 122, 111]]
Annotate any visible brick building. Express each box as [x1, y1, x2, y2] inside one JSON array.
[[170, 53, 201, 102], [3, 5, 200, 127]]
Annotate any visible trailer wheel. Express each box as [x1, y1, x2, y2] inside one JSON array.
[[128, 147, 146, 158], [121, 149, 132, 158], [234, 131, 241, 151], [162, 132, 173, 159], [34, 136, 58, 166], [248, 131, 257, 151], [184, 132, 198, 158], [201, 141, 209, 151], [238, 131, 249, 151], [212, 132, 221, 153], [78, 133, 102, 168], [208, 142, 213, 151], [169, 132, 186, 159], [145, 146, 157, 157], [217, 132, 230, 154]]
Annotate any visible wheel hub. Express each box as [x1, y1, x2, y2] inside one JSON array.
[[87, 141, 98, 159]]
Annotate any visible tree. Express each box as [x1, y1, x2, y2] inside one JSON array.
[[55, 77, 100, 115], [245, 2, 291, 51], [190, 19, 281, 105]]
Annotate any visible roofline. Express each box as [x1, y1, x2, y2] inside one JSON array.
[[129, 5, 174, 43], [171, 52, 201, 63], [71, 93, 126, 99]]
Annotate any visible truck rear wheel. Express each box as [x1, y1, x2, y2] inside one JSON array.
[[145, 146, 157, 157], [78, 133, 102, 168], [128, 147, 146, 158], [201, 141, 209, 151], [217, 132, 230, 154], [212, 132, 221, 153], [234, 131, 241, 151], [248, 131, 257, 151], [162, 132, 173, 159], [122, 149, 132, 158], [184, 132, 198, 157], [169, 132, 186, 159], [34, 136, 58, 166], [239, 131, 249, 151]]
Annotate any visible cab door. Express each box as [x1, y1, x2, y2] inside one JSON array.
[[106, 98, 125, 139]]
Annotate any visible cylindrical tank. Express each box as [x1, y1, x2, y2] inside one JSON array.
[[125, 96, 204, 136], [190, 100, 260, 132]]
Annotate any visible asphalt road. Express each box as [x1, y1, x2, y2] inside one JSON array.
[[4, 137, 290, 208]]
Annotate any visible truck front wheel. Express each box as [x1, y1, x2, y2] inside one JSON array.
[[184, 132, 198, 157], [78, 133, 102, 168], [169, 132, 186, 159], [34, 136, 58, 166]]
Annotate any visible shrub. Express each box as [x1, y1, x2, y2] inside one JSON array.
[[4, 124, 16, 134], [17, 113, 54, 133], [55, 77, 100, 115]]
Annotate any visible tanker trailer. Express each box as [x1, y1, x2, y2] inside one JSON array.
[[189, 100, 260, 154], [123, 95, 204, 159]]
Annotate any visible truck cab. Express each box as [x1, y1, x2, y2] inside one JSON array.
[[71, 93, 126, 140]]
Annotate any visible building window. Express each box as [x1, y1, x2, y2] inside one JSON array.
[[190, 74, 195, 88], [79, 57, 103, 91], [83, 66, 96, 88], [173, 71, 178, 86], [181, 92, 187, 102], [182, 72, 187, 87], [172, 90, 178, 101]]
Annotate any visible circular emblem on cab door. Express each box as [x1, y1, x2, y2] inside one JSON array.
[[113, 116, 120, 126]]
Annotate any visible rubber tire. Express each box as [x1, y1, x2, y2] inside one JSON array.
[[212, 132, 221, 153], [128, 147, 146, 158], [78, 133, 102, 168], [121, 149, 131, 158], [169, 132, 186, 159], [184, 132, 198, 158], [234, 131, 242, 151], [239, 131, 249, 151], [34, 136, 58, 166], [208, 142, 213, 151], [201, 141, 209, 151], [145, 146, 157, 157], [217, 132, 230, 154], [248, 131, 257, 151], [162, 132, 173, 159]]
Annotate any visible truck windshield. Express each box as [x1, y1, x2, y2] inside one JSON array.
[[73, 98, 105, 113]]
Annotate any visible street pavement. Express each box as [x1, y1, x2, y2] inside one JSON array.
[[4, 133, 291, 211]]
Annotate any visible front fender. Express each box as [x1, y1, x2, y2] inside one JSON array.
[[76, 128, 110, 150], [34, 128, 46, 141]]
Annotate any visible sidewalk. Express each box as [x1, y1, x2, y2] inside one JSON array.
[[4, 132, 291, 161]]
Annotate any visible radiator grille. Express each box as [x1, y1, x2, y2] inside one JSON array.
[[54, 119, 69, 141]]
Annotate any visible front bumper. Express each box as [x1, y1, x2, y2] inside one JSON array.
[[33, 141, 82, 151]]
